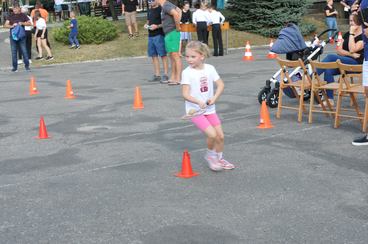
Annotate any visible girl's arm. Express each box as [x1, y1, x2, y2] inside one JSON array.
[[182, 84, 207, 108], [207, 78, 224, 105]]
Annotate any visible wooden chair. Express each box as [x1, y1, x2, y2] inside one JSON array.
[[308, 60, 341, 124], [334, 61, 368, 132], [276, 58, 311, 122]]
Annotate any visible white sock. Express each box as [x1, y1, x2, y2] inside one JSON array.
[[206, 149, 217, 157], [217, 152, 223, 159]]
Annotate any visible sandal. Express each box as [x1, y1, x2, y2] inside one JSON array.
[[167, 80, 180, 85]]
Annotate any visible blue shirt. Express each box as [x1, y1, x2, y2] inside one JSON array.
[[362, 0, 368, 60], [70, 18, 78, 34]]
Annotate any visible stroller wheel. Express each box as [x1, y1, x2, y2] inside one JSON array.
[[266, 88, 279, 108], [257, 87, 270, 104]]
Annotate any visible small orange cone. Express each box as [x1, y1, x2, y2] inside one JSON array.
[[65, 80, 76, 99], [267, 39, 277, 59], [133, 86, 144, 109], [38, 116, 50, 139], [329, 37, 334, 44], [29, 76, 39, 96], [175, 150, 199, 178], [242, 41, 254, 61], [335, 32, 343, 49], [257, 101, 274, 129]]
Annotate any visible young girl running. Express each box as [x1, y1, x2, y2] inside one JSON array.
[[181, 41, 235, 171]]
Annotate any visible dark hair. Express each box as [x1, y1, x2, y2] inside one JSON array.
[[352, 13, 361, 25]]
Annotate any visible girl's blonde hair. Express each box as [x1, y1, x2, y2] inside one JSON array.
[[186, 41, 211, 58]]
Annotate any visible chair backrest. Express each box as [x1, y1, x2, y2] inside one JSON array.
[[310, 60, 340, 86], [337, 61, 362, 90], [276, 57, 310, 85]]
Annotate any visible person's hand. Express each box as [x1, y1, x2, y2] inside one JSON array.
[[207, 98, 216, 106], [41, 34, 44, 39], [351, 53, 360, 59], [198, 101, 207, 109], [365, 86, 368, 97], [12, 23, 18, 27], [150, 24, 158, 30]]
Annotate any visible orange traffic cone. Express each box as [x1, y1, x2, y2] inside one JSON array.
[[38, 116, 50, 139], [267, 39, 277, 59], [329, 37, 334, 44], [133, 86, 144, 109], [29, 76, 39, 96], [65, 80, 76, 99], [175, 150, 199, 178], [257, 101, 274, 129], [242, 41, 254, 61], [335, 32, 343, 49]]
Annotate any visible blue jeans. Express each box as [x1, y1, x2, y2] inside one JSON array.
[[69, 32, 80, 46], [326, 17, 338, 39], [317, 54, 358, 98], [10, 36, 29, 70]]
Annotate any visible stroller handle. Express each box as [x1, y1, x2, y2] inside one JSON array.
[[313, 29, 338, 43]]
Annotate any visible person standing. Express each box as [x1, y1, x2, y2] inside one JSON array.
[[157, 0, 183, 85], [34, 10, 53, 61], [122, 0, 139, 39], [68, 11, 80, 49], [352, 0, 368, 145], [18, 6, 33, 64], [325, 0, 339, 42], [208, 4, 225, 56], [192, 1, 210, 44], [145, 0, 169, 83], [4, 5, 31, 72], [54, 0, 64, 22], [341, 0, 356, 19], [179, 1, 192, 55]]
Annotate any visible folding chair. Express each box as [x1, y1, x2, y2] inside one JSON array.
[[276, 58, 311, 122], [335, 61, 368, 132], [308, 60, 340, 124]]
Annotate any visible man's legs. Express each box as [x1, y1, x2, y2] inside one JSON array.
[[18, 38, 29, 69], [10, 38, 18, 70], [152, 56, 160, 76]]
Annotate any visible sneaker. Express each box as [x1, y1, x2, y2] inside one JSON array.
[[69, 45, 76, 49], [134, 32, 139, 37], [128, 34, 134, 39], [75, 45, 80, 49], [352, 135, 368, 146], [25, 67, 31, 72], [204, 155, 223, 171], [149, 75, 161, 82], [11, 68, 18, 72], [219, 158, 235, 170], [17, 60, 23, 65], [46, 56, 54, 61], [29, 59, 32, 64], [162, 75, 169, 82], [35, 56, 43, 60]]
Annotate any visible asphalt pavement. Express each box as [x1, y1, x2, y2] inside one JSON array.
[[0, 42, 367, 243]]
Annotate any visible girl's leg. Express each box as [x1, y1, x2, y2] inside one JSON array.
[[37, 38, 43, 57], [203, 126, 223, 171], [213, 124, 235, 169], [42, 39, 52, 57]]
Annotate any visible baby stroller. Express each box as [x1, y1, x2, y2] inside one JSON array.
[[257, 23, 336, 108]]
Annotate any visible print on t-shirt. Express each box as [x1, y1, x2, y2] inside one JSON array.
[[200, 75, 208, 92]]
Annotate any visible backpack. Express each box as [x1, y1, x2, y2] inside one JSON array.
[[11, 24, 26, 41]]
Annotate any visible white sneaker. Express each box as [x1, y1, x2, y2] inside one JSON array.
[[219, 158, 235, 170], [29, 59, 32, 64], [204, 155, 223, 171], [17, 60, 23, 65]]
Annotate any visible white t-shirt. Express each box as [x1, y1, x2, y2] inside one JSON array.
[[181, 64, 220, 115], [36, 18, 46, 30]]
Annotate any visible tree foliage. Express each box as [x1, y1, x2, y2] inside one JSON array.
[[226, 0, 316, 37]]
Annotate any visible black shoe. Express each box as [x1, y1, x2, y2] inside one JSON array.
[[35, 56, 43, 60], [46, 56, 54, 61], [149, 75, 161, 82], [11, 68, 18, 72], [352, 135, 368, 146], [75, 45, 80, 49]]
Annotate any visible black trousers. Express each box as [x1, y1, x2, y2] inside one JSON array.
[[212, 24, 223, 56], [18, 30, 32, 59], [196, 21, 208, 45]]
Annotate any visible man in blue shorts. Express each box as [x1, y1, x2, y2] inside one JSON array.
[[146, 0, 169, 83], [158, 0, 182, 85]]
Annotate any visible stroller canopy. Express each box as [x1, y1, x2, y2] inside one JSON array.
[[271, 23, 307, 54]]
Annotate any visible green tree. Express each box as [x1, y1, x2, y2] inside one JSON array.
[[226, 0, 316, 37]]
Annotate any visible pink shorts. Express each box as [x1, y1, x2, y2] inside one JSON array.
[[191, 113, 221, 132]]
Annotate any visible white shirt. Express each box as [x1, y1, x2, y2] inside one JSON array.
[[209, 10, 225, 24], [192, 9, 211, 25], [36, 18, 46, 30], [181, 64, 220, 115], [25, 15, 33, 31], [55, 0, 64, 5]]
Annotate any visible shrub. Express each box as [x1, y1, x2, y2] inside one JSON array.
[[226, 0, 316, 37], [53, 16, 118, 44]]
